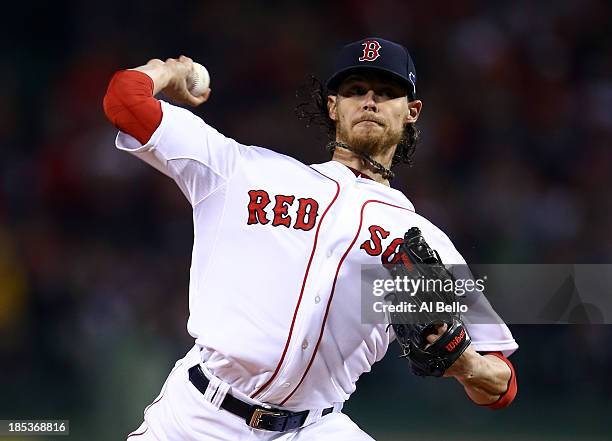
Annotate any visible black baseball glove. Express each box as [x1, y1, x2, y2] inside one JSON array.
[[385, 227, 471, 377]]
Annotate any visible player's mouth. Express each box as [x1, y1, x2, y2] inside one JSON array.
[[354, 117, 384, 127]]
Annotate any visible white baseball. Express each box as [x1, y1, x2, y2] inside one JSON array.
[[188, 62, 210, 97]]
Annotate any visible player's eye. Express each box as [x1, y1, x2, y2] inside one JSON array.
[[379, 88, 399, 99], [347, 85, 367, 96]]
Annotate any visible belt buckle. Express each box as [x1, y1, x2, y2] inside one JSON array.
[[248, 407, 285, 430]]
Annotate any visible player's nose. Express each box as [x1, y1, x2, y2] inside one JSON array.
[[362, 90, 378, 112]]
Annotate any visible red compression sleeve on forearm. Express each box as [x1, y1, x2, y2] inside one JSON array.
[[477, 351, 518, 409], [102, 70, 162, 145]]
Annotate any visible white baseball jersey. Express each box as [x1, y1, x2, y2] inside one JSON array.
[[116, 100, 518, 411]]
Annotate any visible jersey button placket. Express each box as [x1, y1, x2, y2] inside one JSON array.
[[260, 188, 345, 402], [256, 281, 323, 401]]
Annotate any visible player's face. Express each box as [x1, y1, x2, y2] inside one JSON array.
[[328, 73, 422, 157]]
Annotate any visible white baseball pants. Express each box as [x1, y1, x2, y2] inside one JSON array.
[[126, 346, 375, 441]]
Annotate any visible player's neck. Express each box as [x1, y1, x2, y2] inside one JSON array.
[[331, 144, 396, 186]]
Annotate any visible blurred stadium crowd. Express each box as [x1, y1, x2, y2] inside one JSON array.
[[2, 1, 611, 439]]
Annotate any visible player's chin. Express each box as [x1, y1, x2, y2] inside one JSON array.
[[351, 129, 385, 147]]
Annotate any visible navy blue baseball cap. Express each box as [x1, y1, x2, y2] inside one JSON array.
[[326, 37, 417, 100]]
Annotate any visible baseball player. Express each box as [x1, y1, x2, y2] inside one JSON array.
[[103, 37, 518, 440]]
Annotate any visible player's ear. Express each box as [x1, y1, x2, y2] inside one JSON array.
[[405, 99, 422, 124], [327, 95, 338, 121]]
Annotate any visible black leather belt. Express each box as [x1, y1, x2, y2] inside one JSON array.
[[188, 365, 333, 432]]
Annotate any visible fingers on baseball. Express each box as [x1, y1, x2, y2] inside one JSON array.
[[185, 88, 211, 106], [165, 57, 191, 69], [200, 88, 212, 101]]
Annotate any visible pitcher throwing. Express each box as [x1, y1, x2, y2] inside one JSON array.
[[103, 37, 518, 440]]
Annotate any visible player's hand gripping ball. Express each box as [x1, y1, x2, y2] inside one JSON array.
[[188, 63, 210, 97]]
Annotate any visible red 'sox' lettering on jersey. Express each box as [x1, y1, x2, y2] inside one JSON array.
[[445, 328, 466, 352], [381, 237, 404, 264], [360, 225, 390, 255], [359, 225, 405, 264], [246, 191, 320, 231], [359, 40, 382, 61]]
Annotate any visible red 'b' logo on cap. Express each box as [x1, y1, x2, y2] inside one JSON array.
[[359, 40, 381, 61]]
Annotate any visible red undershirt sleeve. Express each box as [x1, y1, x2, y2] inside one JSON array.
[[102, 70, 162, 145], [473, 351, 517, 409]]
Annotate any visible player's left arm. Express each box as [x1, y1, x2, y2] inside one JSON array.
[[449, 347, 516, 408], [447, 252, 517, 408], [417, 226, 518, 408], [427, 328, 517, 409]]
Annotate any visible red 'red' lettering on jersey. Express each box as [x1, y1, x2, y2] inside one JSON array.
[[247, 191, 320, 231], [445, 328, 466, 352], [359, 40, 382, 62], [272, 195, 296, 228], [247, 190, 271, 225], [294, 198, 319, 231], [381, 237, 404, 264], [360, 225, 390, 256]]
